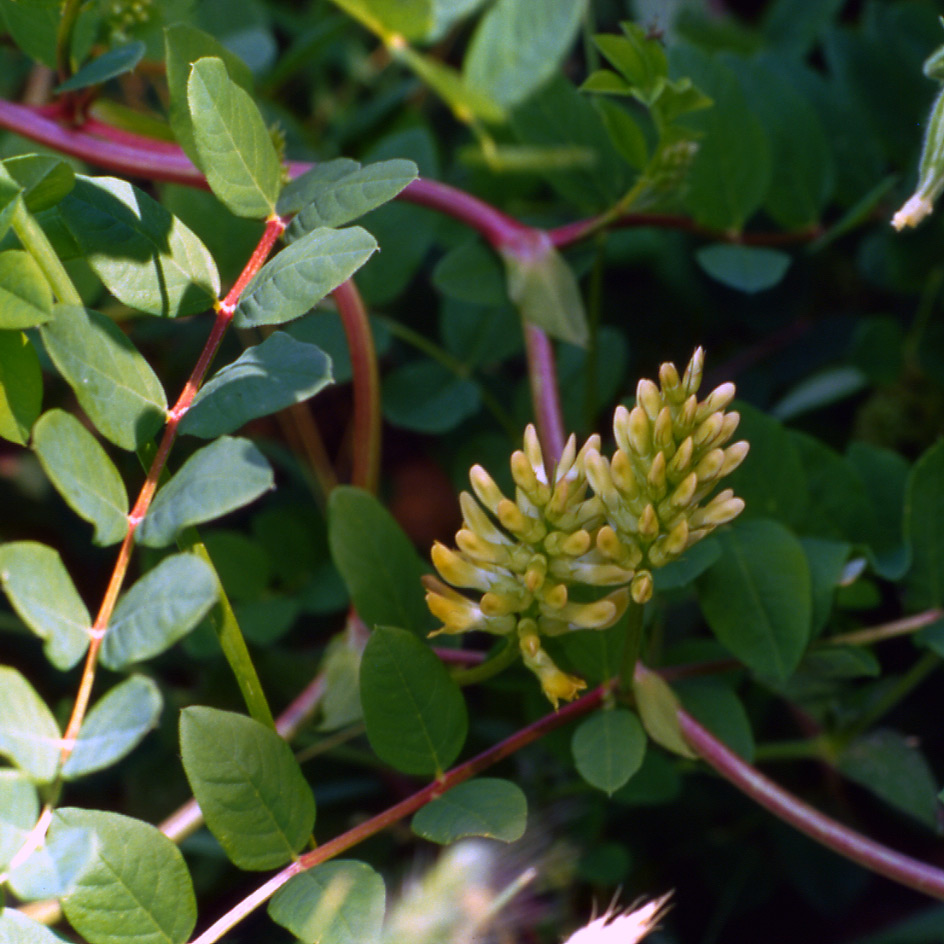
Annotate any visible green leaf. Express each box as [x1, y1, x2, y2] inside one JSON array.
[[801, 537, 850, 636], [0, 542, 91, 671], [280, 159, 418, 241], [0, 909, 72, 943], [55, 42, 146, 92], [696, 519, 812, 680], [905, 440, 944, 608], [411, 778, 527, 842], [318, 634, 364, 732], [33, 409, 129, 546], [8, 824, 97, 901], [137, 437, 274, 547], [571, 709, 647, 795], [383, 360, 480, 434], [327, 486, 431, 634], [0, 666, 61, 782], [63, 676, 163, 779], [695, 244, 791, 294], [180, 332, 332, 438], [676, 679, 754, 762], [40, 304, 167, 451], [632, 668, 696, 760], [100, 553, 218, 669], [325, 0, 434, 41], [0, 249, 53, 328], [360, 626, 467, 776], [58, 176, 220, 318], [0, 770, 38, 868], [180, 706, 315, 870], [187, 57, 282, 218], [593, 23, 668, 102], [433, 240, 506, 306], [269, 861, 385, 944], [502, 240, 588, 346], [234, 226, 377, 328], [0, 172, 20, 241], [0, 329, 42, 445], [463, 0, 588, 109], [3, 155, 75, 213], [652, 537, 721, 591], [58, 808, 197, 944], [0, 0, 59, 67]]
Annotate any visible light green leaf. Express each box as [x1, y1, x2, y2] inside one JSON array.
[[464, 0, 587, 109], [383, 359, 480, 434], [0, 330, 42, 445], [8, 824, 97, 901], [40, 304, 167, 451], [33, 409, 129, 546], [58, 808, 197, 944], [281, 159, 418, 241], [632, 668, 696, 760], [411, 778, 527, 843], [180, 706, 315, 870], [0, 170, 20, 240], [137, 437, 274, 547], [187, 57, 282, 218], [327, 486, 432, 634], [0, 249, 53, 328], [697, 519, 812, 680], [0, 666, 61, 782], [100, 553, 218, 669], [269, 861, 385, 944], [0, 910, 72, 943], [58, 176, 220, 318], [571, 709, 646, 795], [180, 332, 332, 438], [3, 155, 75, 213], [56, 42, 146, 92], [325, 0, 433, 40], [695, 244, 791, 294], [360, 626, 467, 776], [905, 440, 944, 608], [0, 542, 90, 671], [0, 770, 39, 868], [63, 676, 163, 779], [234, 226, 378, 328]]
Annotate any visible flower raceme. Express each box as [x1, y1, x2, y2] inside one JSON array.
[[423, 349, 748, 707]]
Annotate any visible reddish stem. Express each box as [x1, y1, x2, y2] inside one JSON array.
[[524, 323, 566, 466]]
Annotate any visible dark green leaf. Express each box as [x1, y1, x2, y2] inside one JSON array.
[[411, 778, 527, 842], [3, 155, 75, 213], [0, 666, 61, 783], [180, 332, 332, 438], [433, 240, 506, 306], [0, 329, 42, 445], [269, 861, 385, 944], [58, 176, 220, 318], [33, 409, 129, 546], [762, 0, 845, 57], [0, 0, 59, 67], [180, 706, 315, 870], [327, 486, 431, 634], [697, 519, 812, 680], [100, 553, 218, 668], [8, 824, 97, 901], [801, 537, 850, 636], [695, 244, 791, 294], [0, 771, 38, 869], [904, 440, 944, 608], [0, 542, 91, 671], [188, 57, 282, 218], [676, 679, 754, 762], [383, 360, 480, 434], [771, 367, 868, 421], [360, 626, 467, 776], [40, 304, 167, 451], [55, 42, 146, 92], [653, 537, 721, 591], [571, 709, 646, 795], [0, 249, 53, 328], [58, 808, 196, 944], [137, 437, 274, 547], [235, 226, 377, 327], [63, 676, 162, 779]]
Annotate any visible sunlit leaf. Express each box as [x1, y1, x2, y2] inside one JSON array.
[[0, 249, 53, 329], [55, 42, 146, 92], [0, 666, 61, 783]]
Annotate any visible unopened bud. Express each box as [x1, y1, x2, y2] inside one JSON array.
[[631, 570, 654, 604], [893, 86, 944, 230], [659, 361, 682, 401], [636, 378, 662, 420], [647, 450, 667, 498], [653, 406, 674, 452], [682, 347, 704, 396], [470, 465, 505, 514], [720, 440, 749, 476], [638, 503, 659, 539]]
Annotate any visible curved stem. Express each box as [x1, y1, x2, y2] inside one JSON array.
[[524, 323, 566, 466]]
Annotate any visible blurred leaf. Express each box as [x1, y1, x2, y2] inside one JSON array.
[[8, 824, 97, 901], [0, 250, 53, 328], [593, 22, 668, 105], [653, 537, 721, 591], [771, 367, 867, 421], [269, 861, 385, 944], [327, 486, 432, 634], [572, 709, 646, 795], [180, 706, 315, 869], [695, 244, 791, 294], [632, 668, 696, 760], [433, 240, 506, 306], [0, 666, 61, 783], [234, 226, 377, 327], [137, 437, 274, 547], [0, 911, 71, 943], [0, 330, 42, 445], [800, 537, 850, 636], [412, 778, 527, 842], [318, 633, 364, 732], [33, 409, 129, 546], [55, 42, 146, 93], [188, 57, 282, 218], [2, 155, 74, 213], [326, 0, 433, 40], [0, 771, 38, 869], [59, 176, 220, 318], [360, 626, 467, 775], [40, 304, 167, 451], [697, 519, 812, 680], [180, 332, 332, 438], [676, 678, 754, 762], [0, 0, 59, 67], [383, 360, 480, 434], [58, 808, 196, 944], [761, 0, 845, 57], [904, 440, 944, 608], [0, 542, 91, 671], [62, 676, 162, 779]]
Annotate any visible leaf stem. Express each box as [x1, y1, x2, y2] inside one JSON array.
[[54, 0, 82, 82]]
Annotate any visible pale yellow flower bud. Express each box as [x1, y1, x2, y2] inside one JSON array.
[[682, 347, 704, 396], [636, 378, 662, 421], [631, 571, 654, 604]]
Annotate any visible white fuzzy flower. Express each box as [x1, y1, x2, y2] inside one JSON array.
[[562, 894, 671, 944]]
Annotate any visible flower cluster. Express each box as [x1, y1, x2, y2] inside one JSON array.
[[424, 349, 748, 707]]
